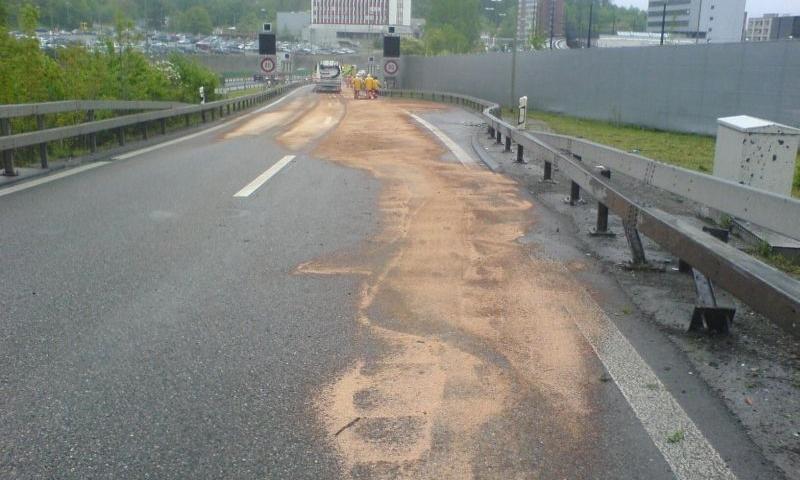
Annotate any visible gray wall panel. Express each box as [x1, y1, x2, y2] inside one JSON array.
[[399, 41, 800, 135]]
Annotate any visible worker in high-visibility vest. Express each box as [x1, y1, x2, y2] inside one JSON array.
[[372, 77, 381, 99], [352, 76, 362, 99], [365, 75, 375, 99]]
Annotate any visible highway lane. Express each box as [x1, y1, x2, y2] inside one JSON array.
[[0, 88, 778, 479], [0, 89, 375, 478]]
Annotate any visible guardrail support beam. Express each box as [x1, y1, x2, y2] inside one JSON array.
[[495, 130, 502, 145], [1, 118, 17, 176], [623, 210, 647, 265], [505, 136, 512, 152], [86, 110, 97, 153], [36, 114, 48, 169], [516, 144, 524, 163], [543, 161, 553, 181], [569, 181, 581, 206], [590, 169, 615, 236]]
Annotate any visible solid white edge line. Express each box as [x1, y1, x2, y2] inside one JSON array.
[[233, 155, 296, 198], [565, 289, 738, 480], [113, 85, 311, 161], [0, 162, 110, 198], [407, 112, 477, 167]]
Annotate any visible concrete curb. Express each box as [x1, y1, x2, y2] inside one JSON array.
[[470, 134, 502, 173]]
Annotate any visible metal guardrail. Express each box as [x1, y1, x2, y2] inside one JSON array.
[[0, 100, 187, 119], [384, 89, 800, 335], [0, 82, 306, 174]]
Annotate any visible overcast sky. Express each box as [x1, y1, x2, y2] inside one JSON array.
[[612, 0, 799, 17]]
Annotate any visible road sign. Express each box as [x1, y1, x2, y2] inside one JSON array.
[[260, 56, 276, 74], [384, 59, 399, 76]]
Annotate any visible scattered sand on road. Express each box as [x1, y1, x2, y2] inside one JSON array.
[[222, 95, 317, 140], [278, 95, 346, 150], [298, 92, 605, 478]]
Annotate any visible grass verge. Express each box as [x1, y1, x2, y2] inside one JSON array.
[[522, 109, 800, 277], [524, 110, 800, 198]]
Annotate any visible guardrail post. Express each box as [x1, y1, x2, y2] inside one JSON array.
[[495, 130, 502, 145], [87, 110, 97, 153], [1, 118, 16, 176], [116, 127, 125, 146], [623, 208, 647, 266], [36, 114, 48, 169], [543, 161, 553, 181], [504, 136, 512, 152], [590, 169, 615, 236], [210, 109, 215, 121], [141, 122, 149, 140], [516, 144, 524, 163], [159, 118, 167, 135], [569, 181, 581, 206], [184, 114, 191, 127], [488, 125, 495, 138]]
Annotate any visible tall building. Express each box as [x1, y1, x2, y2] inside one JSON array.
[[748, 14, 800, 41], [536, 0, 565, 40], [517, 0, 537, 45], [516, 0, 564, 46], [646, 0, 746, 43], [311, 0, 411, 28]]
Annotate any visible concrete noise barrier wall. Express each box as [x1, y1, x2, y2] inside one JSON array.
[[398, 41, 800, 136]]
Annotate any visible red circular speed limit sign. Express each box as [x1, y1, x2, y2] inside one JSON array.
[[260, 57, 276, 74], [384, 60, 399, 76]]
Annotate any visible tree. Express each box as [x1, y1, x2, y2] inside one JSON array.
[[426, 0, 482, 54], [529, 34, 547, 50], [175, 5, 212, 35], [19, 2, 39, 34]]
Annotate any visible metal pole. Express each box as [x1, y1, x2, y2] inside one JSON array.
[[510, 38, 517, 110], [660, 4, 667, 46], [36, 115, 48, 169], [1, 118, 16, 176], [587, 1, 593, 48], [695, 0, 704, 44], [550, 0, 555, 49]]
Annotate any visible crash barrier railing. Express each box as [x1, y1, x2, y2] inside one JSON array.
[[384, 89, 800, 337], [0, 82, 307, 175]]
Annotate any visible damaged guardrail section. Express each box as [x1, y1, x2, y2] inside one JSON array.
[[385, 89, 800, 337], [0, 83, 306, 175]]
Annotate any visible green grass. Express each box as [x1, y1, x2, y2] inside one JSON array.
[[521, 109, 800, 277], [225, 87, 265, 99], [524, 110, 800, 198]]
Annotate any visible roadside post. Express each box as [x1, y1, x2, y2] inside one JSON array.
[[516, 96, 527, 163]]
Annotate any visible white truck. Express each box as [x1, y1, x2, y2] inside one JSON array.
[[314, 60, 342, 94]]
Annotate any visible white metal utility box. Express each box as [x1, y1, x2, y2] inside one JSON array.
[[713, 115, 800, 197]]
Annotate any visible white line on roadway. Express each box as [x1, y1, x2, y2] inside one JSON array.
[[566, 293, 738, 480], [113, 86, 310, 161], [0, 162, 110, 198], [406, 112, 477, 167], [233, 155, 296, 198]]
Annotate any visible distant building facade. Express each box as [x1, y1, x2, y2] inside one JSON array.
[[516, 0, 565, 46], [536, 0, 565, 40], [747, 14, 800, 41], [646, 0, 746, 43], [309, 0, 412, 42]]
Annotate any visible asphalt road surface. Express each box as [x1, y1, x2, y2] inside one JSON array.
[[0, 87, 781, 479]]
